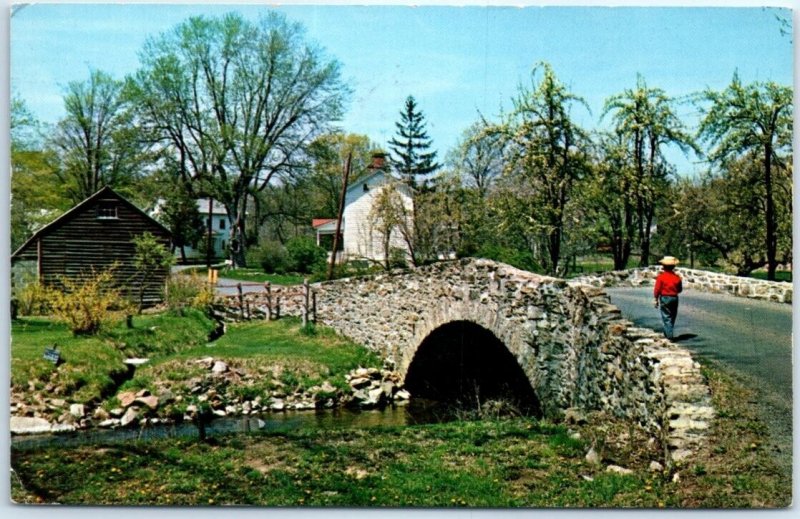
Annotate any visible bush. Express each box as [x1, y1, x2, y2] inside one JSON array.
[[12, 275, 50, 316], [48, 267, 131, 335], [251, 241, 290, 274], [165, 274, 216, 315], [286, 236, 327, 274]]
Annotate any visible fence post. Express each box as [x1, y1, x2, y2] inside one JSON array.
[[237, 283, 244, 320], [302, 278, 309, 328], [264, 282, 272, 321], [312, 291, 317, 324], [275, 296, 281, 320]]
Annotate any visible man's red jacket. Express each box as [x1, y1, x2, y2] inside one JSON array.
[[654, 271, 683, 298]]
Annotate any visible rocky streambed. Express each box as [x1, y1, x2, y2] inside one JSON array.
[[11, 358, 410, 436]]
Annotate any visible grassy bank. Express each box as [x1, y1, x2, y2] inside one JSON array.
[[11, 358, 791, 508], [11, 310, 215, 404]]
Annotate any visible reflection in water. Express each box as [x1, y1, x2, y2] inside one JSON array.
[[10, 400, 462, 451]]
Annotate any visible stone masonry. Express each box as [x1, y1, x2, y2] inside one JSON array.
[[221, 258, 714, 463], [573, 266, 791, 304]]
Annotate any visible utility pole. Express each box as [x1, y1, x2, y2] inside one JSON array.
[[206, 197, 213, 269], [327, 152, 352, 281]]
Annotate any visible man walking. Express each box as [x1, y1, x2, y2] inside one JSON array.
[[654, 256, 683, 340]]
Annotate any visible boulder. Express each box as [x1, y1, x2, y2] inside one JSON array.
[[69, 403, 85, 418], [109, 408, 125, 418], [117, 391, 137, 408], [393, 389, 410, 401], [349, 377, 371, 389], [211, 361, 229, 374], [10, 417, 51, 435], [606, 465, 634, 476], [120, 407, 139, 427], [135, 396, 159, 410], [585, 447, 601, 466]]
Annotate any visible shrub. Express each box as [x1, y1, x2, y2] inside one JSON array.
[[48, 267, 131, 335], [251, 240, 289, 274], [12, 274, 50, 316], [286, 236, 327, 274], [165, 274, 216, 315]]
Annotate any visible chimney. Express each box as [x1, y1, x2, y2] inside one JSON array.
[[368, 152, 387, 170]]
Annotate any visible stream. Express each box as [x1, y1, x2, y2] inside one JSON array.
[[10, 401, 462, 451]]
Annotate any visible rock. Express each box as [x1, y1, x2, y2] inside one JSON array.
[[381, 381, 395, 396], [256, 419, 266, 429], [671, 449, 693, 462], [394, 389, 410, 401], [242, 401, 252, 414], [117, 391, 137, 408], [50, 398, 66, 408], [212, 409, 227, 417], [51, 423, 76, 433], [98, 419, 119, 428], [123, 358, 150, 366], [211, 361, 228, 374], [320, 381, 337, 394], [69, 403, 85, 418], [585, 447, 601, 466], [564, 407, 587, 425], [135, 396, 159, 410], [93, 408, 110, 420], [270, 399, 285, 411], [185, 404, 197, 414], [672, 472, 681, 484], [349, 377, 371, 389], [120, 407, 139, 427], [10, 417, 51, 435], [158, 389, 176, 405], [135, 389, 151, 398], [569, 431, 581, 440], [109, 408, 125, 418], [649, 461, 664, 472], [606, 465, 633, 476]]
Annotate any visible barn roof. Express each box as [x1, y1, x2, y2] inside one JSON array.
[[11, 186, 172, 261]]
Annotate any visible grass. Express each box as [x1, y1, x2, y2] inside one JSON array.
[[11, 310, 216, 404], [10, 358, 791, 508], [119, 317, 382, 398]]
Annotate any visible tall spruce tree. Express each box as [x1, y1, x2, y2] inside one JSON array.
[[388, 96, 440, 187]]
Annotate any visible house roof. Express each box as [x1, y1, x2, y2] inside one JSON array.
[[312, 218, 337, 229], [196, 198, 228, 215], [11, 186, 172, 261]]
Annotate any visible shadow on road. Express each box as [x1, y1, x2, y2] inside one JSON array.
[[672, 333, 698, 342]]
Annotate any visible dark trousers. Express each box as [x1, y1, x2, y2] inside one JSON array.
[[659, 296, 679, 340]]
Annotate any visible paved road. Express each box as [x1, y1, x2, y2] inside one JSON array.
[[607, 287, 793, 469]]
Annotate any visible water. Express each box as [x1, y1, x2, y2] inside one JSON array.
[[10, 401, 458, 451]]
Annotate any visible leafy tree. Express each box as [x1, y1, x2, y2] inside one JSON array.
[[50, 69, 148, 204], [388, 95, 440, 188], [449, 121, 504, 199], [696, 73, 792, 280], [602, 74, 697, 266], [132, 232, 175, 312], [10, 97, 70, 250], [155, 179, 205, 263], [129, 12, 350, 267], [489, 63, 589, 276], [585, 131, 638, 270]]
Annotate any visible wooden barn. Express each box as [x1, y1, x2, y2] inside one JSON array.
[[11, 186, 172, 306]]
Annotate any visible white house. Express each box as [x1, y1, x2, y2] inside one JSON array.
[[313, 155, 413, 265], [152, 198, 232, 261]]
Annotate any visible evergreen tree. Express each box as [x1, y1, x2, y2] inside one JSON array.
[[388, 96, 440, 187]]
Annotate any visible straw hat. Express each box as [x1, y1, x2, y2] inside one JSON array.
[[658, 256, 680, 266]]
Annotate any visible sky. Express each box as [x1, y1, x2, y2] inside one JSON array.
[[9, 3, 794, 176]]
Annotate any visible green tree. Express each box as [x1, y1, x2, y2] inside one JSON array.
[[388, 95, 440, 188], [602, 74, 697, 267], [132, 232, 175, 312], [696, 73, 792, 280], [50, 69, 148, 204], [490, 63, 590, 276], [129, 12, 350, 268], [449, 121, 504, 199], [155, 179, 205, 263]]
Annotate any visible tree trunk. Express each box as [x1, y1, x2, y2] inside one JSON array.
[[764, 143, 777, 280]]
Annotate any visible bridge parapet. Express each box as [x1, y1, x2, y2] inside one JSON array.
[[216, 258, 714, 464], [573, 267, 791, 303]]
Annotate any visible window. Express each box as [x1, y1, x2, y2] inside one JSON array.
[[96, 201, 118, 219], [219, 219, 226, 230]]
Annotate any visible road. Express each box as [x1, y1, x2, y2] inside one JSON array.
[[606, 287, 793, 469]]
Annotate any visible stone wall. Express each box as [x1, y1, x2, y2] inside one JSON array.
[[219, 259, 714, 463], [573, 267, 792, 304]]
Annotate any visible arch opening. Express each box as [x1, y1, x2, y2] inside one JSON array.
[[404, 321, 541, 416]]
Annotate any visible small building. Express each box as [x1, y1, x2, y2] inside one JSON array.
[[11, 186, 172, 306], [183, 198, 231, 261], [313, 154, 413, 265]]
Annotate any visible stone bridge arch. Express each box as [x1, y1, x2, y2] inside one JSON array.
[[226, 258, 715, 462]]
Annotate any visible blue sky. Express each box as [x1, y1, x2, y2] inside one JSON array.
[[10, 3, 793, 176]]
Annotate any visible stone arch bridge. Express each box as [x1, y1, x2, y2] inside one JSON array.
[[220, 258, 715, 462]]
